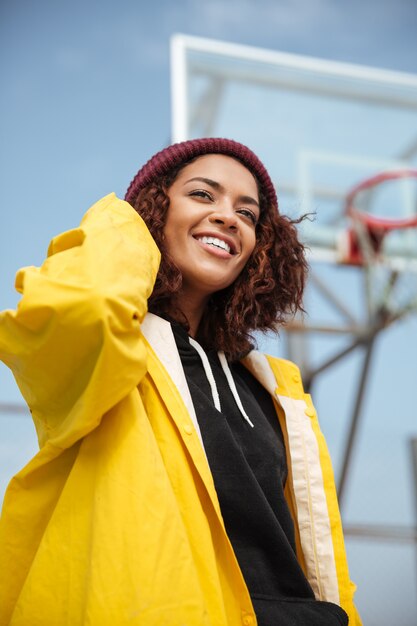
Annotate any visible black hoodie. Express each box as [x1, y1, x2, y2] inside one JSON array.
[[173, 322, 348, 626]]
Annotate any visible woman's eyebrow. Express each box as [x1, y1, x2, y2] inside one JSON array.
[[185, 176, 222, 190], [184, 176, 260, 208]]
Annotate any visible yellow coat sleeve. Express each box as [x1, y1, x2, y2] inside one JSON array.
[[0, 193, 160, 450]]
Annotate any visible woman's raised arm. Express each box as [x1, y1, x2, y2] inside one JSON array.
[[0, 193, 160, 450]]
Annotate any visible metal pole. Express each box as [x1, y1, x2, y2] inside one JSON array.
[[337, 334, 377, 508], [304, 334, 365, 388], [411, 438, 417, 518], [411, 437, 417, 596], [309, 272, 358, 324], [0, 402, 29, 415]]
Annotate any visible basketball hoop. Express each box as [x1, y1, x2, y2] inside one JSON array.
[[341, 169, 417, 266], [338, 169, 417, 319]]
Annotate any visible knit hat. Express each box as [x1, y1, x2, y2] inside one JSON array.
[[125, 137, 278, 211]]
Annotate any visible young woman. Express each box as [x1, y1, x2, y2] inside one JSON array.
[[0, 138, 360, 625]]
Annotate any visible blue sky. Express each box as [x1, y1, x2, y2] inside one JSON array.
[[1, 2, 417, 624]]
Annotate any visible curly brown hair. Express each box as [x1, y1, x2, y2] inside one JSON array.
[[131, 157, 308, 360]]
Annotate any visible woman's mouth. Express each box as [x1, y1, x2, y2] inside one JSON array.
[[193, 233, 238, 257]]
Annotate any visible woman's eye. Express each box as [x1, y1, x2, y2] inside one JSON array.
[[238, 208, 258, 225], [189, 189, 213, 201]]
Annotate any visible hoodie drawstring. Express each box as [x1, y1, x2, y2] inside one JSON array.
[[189, 337, 222, 412], [188, 337, 254, 428], [218, 351, 255, 428]]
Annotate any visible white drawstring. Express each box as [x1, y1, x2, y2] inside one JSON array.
[[188, 336, 254, 428], [189, 337, 222, 412], [218, 351, 255, 428]]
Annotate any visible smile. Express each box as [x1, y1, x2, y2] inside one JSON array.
[[195, 236, 233, 254]]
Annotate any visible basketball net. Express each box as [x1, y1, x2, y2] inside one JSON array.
[[338, 170, 417, 322]]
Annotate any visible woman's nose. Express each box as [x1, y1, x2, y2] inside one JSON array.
[[208, 208, 238, 230]]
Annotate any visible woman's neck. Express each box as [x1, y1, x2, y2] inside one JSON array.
[[168, 290, 209, 338]]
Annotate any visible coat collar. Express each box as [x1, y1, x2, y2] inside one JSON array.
[[141, 313, 280, 412], [141, 312, 205, 446]]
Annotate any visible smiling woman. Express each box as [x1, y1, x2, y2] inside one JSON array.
[[0, 138, 361, 626], [127, 139, 307, 360], [163, 155, 259, 334]]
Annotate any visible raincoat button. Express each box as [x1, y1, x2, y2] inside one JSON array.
[[293, 373, 300, 383], [305, 408, 315, 418], [183, 424, 193, 435], [242, 615, 254, 625]]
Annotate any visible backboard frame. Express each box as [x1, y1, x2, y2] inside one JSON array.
[[170, 34, 417, 269]]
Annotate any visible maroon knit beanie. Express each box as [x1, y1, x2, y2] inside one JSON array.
[[124, 138, 278, 211]]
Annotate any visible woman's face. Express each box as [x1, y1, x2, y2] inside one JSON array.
[[164, 154, 260, 300]]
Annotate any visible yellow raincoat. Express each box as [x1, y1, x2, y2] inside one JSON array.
[[0, 194, 361, 625]]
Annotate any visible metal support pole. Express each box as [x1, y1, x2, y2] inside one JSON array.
[[411, 437, 417, 595], [411, 438, 417, 518], [337, 333, 377, 508], [304, 335, 364, 389], [0, 402, 29, 416], [309, 272, 358, 324]]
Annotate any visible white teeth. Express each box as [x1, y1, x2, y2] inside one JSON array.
[[198, 236, 231, 254]]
